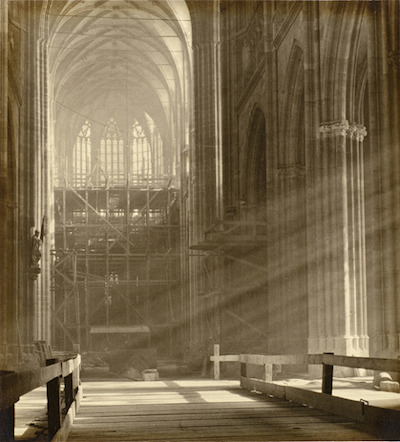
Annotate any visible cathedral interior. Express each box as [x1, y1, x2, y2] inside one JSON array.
[[1, 0, 400, 376]]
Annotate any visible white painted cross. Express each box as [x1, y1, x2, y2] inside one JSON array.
[[210, 344, 240, 380]]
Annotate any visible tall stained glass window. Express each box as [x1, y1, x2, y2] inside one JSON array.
[[131, 120, 151, 178], [144, 113, 164, 177], [100, 117, 125, 186], [72, 121, 91, 187]]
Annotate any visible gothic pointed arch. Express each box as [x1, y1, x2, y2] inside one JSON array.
[[279, 40, 305, 168], [242, 107, 267, 217], [320, 1, 366, 120], [98, 117, 125, 186], [72, 120, 91, 188], [131, 119, 151, 178]]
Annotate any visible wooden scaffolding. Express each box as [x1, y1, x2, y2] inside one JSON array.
[[51, 177, 182, 356]]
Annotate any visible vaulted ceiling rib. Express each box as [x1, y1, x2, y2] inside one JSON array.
[[48, 0, 191, 164]]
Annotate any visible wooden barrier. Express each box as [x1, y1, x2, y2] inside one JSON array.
[[210, 344, 306, 381], [211, 346, 400, 386], [210, 344, 240, 380], [210, 347, 400, 439], [0, 354, 81, 441]]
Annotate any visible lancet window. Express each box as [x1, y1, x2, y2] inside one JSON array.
[[131, 120, 151, 178], [145, 113, 163, 177], [72, 121, 91, 187], [130, 114, 164, 181], [100, 117, 125, 186]]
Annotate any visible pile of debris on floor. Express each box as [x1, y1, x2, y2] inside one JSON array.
[[81, 348, 159, 381]]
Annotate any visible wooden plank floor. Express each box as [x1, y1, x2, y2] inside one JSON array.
[[14, 386, 48, 440], [67, 379, 379, 441]]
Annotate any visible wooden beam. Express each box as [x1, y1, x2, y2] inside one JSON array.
[[64, 373, 74, 411], [322, 352, 334, 395], [210, 355, 240, 362], [67, 187, 132, 251], [46, 359, 62, 440], [54, 317, 77, 347], [240, 354, 307, 365], [0, 361, 70, 410], [211, 351, 400, 374], [241, 377, 400, 439], [89, 326, 149, 334], [61, 355, 81, 377], [223, 254, 269, 273], [308, 353, 400, 372], [213, 344, 220, 380], [0, 405, 14, 442], [264, 364, 273, 382], [52, 386, 83, 442], [224, 309, 269, 337]]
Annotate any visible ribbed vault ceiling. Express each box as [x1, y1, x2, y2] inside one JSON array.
[[48, 0, 191, 164]]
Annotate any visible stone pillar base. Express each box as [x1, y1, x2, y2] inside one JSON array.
[[308, 335, 369, 356]]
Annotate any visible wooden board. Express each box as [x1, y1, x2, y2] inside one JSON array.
[[241, 376, 400, 440], [67, 379, 378, 441], [14, 386, 48, 440], [308, 353, 400, 372]]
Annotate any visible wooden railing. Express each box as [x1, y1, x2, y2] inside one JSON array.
[[211, 345, 400, 384], [0, 354, 81, 441], [211, 345, 400, 439]]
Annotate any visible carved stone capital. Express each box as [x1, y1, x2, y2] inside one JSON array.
[[348, 123, 367, 141], [319, 120, 350, 137], [320, 120, 367, 141]]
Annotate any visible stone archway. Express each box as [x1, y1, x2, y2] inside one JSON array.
[[242, 107, 267, 221], [38, 0, 194, 354]]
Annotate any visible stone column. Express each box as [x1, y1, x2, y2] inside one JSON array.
[[308, 120, 368, 358], [0, 0, 11, 367], [365, 0, 400, 357], [277, 166, 308, 354], [188, 1, 222, 348], [40, 36, 52, 345], [31, 33, 52, 344]]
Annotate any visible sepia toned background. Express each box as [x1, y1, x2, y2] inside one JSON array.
[[1, 0, 399, 382]]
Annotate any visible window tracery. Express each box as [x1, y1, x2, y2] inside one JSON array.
[[131, 119, 151, 178], [72, 121, 91, 187], [100, 117, 125, 186]]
